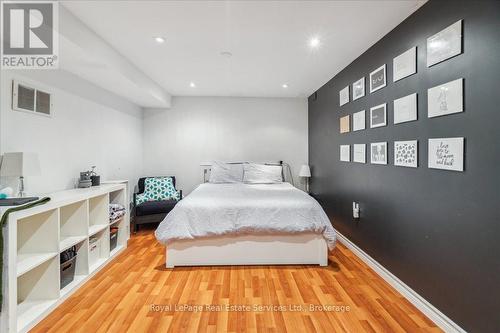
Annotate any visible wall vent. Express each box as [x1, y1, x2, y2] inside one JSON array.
[[12, 80, 53, 116]]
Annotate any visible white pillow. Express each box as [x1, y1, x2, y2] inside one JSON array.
[[243, 163, 283, 184], [209, 161, 244, 183]]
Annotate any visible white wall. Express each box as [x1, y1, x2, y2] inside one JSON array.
[[143, 97, 308, 194], [0, 70, 144, 195]]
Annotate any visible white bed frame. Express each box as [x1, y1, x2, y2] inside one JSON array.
[[166, 233, 328, 268]]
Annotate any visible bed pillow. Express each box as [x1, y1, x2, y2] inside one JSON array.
[[209, 161, 244, 183], [136, 177, 180, 205], [243, 163, 283, 184]]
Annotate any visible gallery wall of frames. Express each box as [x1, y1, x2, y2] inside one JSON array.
[[338, 20, 464, 171], [308, 1, 500, 333]]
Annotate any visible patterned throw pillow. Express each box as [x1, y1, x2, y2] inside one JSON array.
[[136, 177, 180, 205]]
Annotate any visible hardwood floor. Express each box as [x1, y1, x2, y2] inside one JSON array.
[[32, 229, 441, 333]]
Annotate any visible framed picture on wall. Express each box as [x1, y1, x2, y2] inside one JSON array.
[[340, 145, 350, 162], [428, 137, 464, 172], [370, 142, 387, 165], [427, 20, 463, 67], [352, 110, 365, 131], [340, 115, 350, 133], [393, 47, 417, 82], [394, 93, 417, 124], [353, 144, 366, 163], [352, 77, 365, 100], [370, 103, 387, 128], [428, 78, 463, 118], [369, 64, 386, 93], [339, 86, 349, 106], [394, 140, 418, 168]]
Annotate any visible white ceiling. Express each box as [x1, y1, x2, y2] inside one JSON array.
[[62, 0, 426, 100]]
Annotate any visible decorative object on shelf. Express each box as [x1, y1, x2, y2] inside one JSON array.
[[340, 145, 350, 162], [0, 152, 40, 198], [428, 137, 464, 172], [395, 140, 418, 168], [393, 47, 417, 82], [90, 166, 101, 186], [340, 115, 350, 133], [394, 93, 417, 124], [427, 20, 463, 67], [339, 86, 349, 106], [352, 110, 366, 131], [428, 78, 463, 118], [298, 165, 311, 193], [0, 187, 13, 199], [370, 142, 388, 165], [0, 196, 51, 306], [370, 103, 387, 128], [369, 64, 386, 93], [352, 77, 365, 100], [78, 171, 92, 188], [353, 144, 366, 163]]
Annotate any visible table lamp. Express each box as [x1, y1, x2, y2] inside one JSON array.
[[0, 152, 41, 197], [299, 165, 311, 193]]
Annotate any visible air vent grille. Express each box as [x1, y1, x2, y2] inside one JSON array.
[[12, 80, 53, 116]]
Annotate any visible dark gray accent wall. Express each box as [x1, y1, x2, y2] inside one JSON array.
[[308, 1, 500, 332]]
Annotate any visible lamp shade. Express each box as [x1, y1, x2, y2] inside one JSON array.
[[0, 152, 41, 177], [299, 165, 311, 178]]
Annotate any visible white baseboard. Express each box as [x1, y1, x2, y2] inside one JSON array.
[[335, 230, 467, 333]]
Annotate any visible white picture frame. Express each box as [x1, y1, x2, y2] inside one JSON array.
[[370, 103, 387, 128], [394, 140, 418, 168], [369, 64, 386, 93], [393, 93, 417, 124], [339, 86, 349, 106], [370, 142, 387, 165], [340, 145, 350, 162], [428, 78, 463, 118], [427, 20, 463, 67], [352, 77, 365, 100], [353, 144, 366, 163], [393, 47, 417, 82], [428, 137, 464, 172], [352, 110, 366, 131]]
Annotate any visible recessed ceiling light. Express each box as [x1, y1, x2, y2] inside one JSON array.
[[189, 82, 196, 88], [309, 37, 320, 48], [154, 36, 165, 44], [282, 84, 288, 88], [220, 51, 233, 58]]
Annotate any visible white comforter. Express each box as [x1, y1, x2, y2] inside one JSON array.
[[155, 183, 336, 249]]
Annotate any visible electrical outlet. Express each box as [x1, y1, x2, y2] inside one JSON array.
[[353, 202, 360, 219]]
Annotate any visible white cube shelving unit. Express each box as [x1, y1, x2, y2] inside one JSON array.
[[2, 183, 129, 333]]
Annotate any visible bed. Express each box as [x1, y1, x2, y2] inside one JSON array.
[[155, 181, 336, 268]]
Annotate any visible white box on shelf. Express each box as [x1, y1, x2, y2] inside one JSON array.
[[89, 236, 102, 266]]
